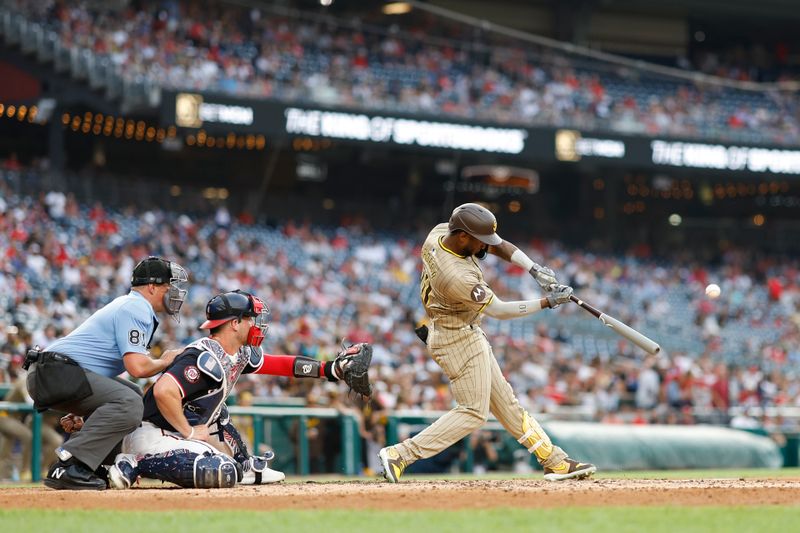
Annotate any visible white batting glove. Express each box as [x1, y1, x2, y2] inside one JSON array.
[[530, 262, 558, 291], [546, 285, 573, 308]]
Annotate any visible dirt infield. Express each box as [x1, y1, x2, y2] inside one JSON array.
[[3, 478, 800, 510]]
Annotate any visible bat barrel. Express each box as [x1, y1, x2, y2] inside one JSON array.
[[599, 313, 661, 354], [569, 294, 660, 354]]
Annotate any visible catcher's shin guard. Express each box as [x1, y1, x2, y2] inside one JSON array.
[[194, 453, 239, 488], [518, 411, 555, 462], [136, 451, 239, 488]]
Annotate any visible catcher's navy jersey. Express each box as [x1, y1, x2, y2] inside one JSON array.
[[143, 338, 259, 432]]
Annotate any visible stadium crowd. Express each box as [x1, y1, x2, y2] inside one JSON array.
[[6, 0, 800, 145], [2, 162, 800, 448]]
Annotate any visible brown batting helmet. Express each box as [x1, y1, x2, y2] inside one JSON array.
[[448, 203, 502, 245]]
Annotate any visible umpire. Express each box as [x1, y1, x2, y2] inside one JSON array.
[[25, 256, 189, 490]]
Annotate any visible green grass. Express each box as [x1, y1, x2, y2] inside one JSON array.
[[3, 470, 800, 532], [2, 508, 800, 533]]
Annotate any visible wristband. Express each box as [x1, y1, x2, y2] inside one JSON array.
[[323, 360, 339, 382], [510, 249, 535, 271], [187, 427, 195, 440]]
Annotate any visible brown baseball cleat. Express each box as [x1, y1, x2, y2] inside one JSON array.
[[543, 458, 597, 481]]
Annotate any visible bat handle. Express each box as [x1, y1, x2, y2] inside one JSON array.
[[569, 294, 601, 318]]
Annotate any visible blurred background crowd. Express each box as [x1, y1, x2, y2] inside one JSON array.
[[6, 0, 800, 145], [3, 162, 800, 438], [3, 0, 800, 479]]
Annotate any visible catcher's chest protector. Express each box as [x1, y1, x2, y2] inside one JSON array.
[[183, 338, 249, 425]]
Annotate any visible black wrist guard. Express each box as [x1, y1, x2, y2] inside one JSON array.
[[293, 357, 322, 378], [323, 360, 339, 382]]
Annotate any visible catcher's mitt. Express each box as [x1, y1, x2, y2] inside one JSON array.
[[334, 342, 373, 397]]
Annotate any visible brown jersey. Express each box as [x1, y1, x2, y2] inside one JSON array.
[[419, 223, 495, 329]]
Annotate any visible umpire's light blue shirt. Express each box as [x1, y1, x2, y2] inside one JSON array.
[[46, 291, 158, 378]]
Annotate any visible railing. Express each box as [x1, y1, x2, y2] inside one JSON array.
[[226, 406, 362, 476], [2, 400, 798, 482], [0, 401, 42, 482], [0, 402, 361, 480]]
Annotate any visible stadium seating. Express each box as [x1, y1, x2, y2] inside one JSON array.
[[2, 166, 800, 428], [3, 1, 799, 145]]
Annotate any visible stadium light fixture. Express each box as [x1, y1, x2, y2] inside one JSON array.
[[383, 2, 412, 15]]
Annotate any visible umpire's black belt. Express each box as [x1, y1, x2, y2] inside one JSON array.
[[23, 349, 78, 370]]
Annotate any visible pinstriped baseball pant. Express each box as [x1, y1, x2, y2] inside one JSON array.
[[394, 324, 567, 469]]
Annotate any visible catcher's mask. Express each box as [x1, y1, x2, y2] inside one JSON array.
[[131, 256, 189, 321], [200, 290, 269, 347]]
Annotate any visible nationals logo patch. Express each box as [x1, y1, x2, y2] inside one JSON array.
[[470, 284, 488, 302], [184, 365, 200, 384]]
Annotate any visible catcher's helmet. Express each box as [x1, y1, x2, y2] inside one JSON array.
[[448, 203, 502, 245], [200, 290, 269, 346]]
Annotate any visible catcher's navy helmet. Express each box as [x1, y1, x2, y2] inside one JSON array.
[[200, 290, 269, 346]]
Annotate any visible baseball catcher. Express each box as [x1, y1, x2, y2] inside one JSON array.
[[64, 289, 373, 489]]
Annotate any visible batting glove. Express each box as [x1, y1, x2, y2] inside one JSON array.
[[530, 262, 558, 291], [546, 284, 573, 308]]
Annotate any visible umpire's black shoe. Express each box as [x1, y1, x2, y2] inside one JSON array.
[[44, 459, 106, 490]]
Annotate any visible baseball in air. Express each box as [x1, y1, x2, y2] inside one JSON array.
[[705, 283, 721, 299]]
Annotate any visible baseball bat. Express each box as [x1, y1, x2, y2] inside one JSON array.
[[569, 295, 661, 354]]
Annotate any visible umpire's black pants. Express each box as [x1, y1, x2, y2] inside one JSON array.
[[27, 365, 143, 470]]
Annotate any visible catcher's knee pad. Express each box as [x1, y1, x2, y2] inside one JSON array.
[[194, 453, 239, 488], [518, 411, 554, 462]]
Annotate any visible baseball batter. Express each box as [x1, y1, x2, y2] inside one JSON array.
[[379, 203, 596, 482]]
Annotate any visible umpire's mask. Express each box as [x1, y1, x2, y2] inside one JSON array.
[[131, 257, 189, 321], [164, 262, 189, 320]]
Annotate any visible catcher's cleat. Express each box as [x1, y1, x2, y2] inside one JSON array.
[[239, 456, 285, 485], [241, 467, 285, 485], [108, 453, 138, 489], [543, 458, 596, 481], [378, 446, 407, 483]]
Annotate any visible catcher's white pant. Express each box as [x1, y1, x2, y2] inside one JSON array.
[[121, 421, 285, 485], [122, 421, 227, 457]]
